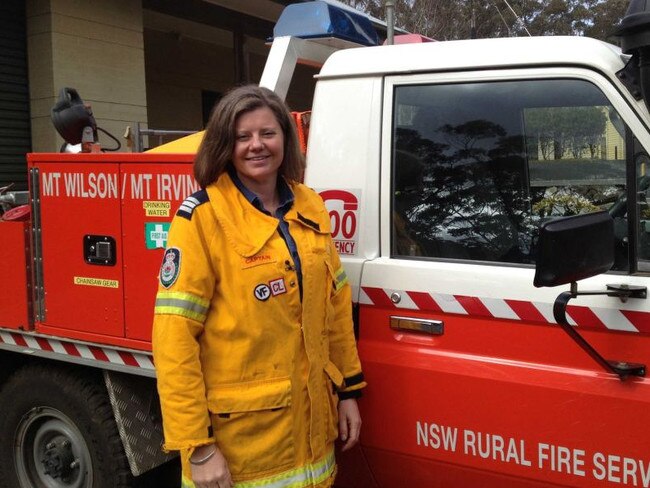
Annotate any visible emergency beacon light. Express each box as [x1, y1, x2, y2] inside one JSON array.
[[51, 87, 97, 146], [271, 1, 378, 46]]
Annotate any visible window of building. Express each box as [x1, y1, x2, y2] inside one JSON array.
[[202, 90, 222, 127]]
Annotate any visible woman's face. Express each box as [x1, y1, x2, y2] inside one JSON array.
[[232, 106, 285, 186]]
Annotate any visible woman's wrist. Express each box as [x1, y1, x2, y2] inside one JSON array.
[[190, 444, 218, 465]]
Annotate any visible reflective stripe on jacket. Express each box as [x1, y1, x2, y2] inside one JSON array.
[[180, 449, 336, 488], [152, 172, 366, 484]]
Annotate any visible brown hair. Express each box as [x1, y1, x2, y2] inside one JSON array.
[[194, 85, 304, 187]]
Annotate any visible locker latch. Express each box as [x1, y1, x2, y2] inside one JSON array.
[[84, 235, 116, 266]]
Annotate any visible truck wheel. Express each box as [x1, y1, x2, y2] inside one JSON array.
[[0, 364, 133, 488]]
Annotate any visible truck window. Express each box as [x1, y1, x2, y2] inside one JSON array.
[[391, 78, 641, 270]]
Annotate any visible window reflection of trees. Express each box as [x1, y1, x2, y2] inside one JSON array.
[[392, 81, 630, 269], [394, 119, 531, 263]]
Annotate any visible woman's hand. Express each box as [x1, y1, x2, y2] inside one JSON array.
[[190, 444, 233, 488], [338, 398, 362, 451]]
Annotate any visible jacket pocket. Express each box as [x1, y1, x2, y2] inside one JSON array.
[[207, 377, 294, 478], [323, 361, 343, 443]]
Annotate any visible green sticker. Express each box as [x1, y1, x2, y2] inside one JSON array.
[[145, 222, 170, 249]]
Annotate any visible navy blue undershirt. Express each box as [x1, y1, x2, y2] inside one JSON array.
[[228, 168, 303, 297]]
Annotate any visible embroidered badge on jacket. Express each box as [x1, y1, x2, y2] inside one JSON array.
[[269, 278, 287, 296], [254, 284, 271, 301], [160, 247, 181, 288]]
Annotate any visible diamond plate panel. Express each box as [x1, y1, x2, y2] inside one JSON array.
[[104, 370, 177, 476]]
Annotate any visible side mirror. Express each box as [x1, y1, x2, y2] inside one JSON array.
[[533, 211, 646, 379], [533, 211, 614, 288]]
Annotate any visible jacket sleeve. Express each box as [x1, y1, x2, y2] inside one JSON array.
[[152, 210, 217, 451], [326, 238, 367, 399]]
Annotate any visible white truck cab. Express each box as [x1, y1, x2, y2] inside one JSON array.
[[286, 5, 650, 487]]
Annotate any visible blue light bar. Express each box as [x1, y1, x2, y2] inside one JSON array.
[[272, 1, 378, 47]]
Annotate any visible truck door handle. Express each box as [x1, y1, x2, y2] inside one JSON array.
[[390, 316, 444, 335]]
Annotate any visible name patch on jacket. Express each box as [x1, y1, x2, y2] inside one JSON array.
[[241, 253, 276, 270], [160, 247, 181, 288], [176, 190, 209, 220]]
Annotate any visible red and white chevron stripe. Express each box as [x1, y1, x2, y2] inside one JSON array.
[[0, 330, 155, 374], [2, 289, 646, 370], [359, 286, 650, 334]]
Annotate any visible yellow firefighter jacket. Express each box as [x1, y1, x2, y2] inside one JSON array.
[[152, 172, 366, 488]]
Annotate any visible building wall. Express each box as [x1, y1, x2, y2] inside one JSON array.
[[141, 10, 316, 148], [143, 11, 235, 141], [26, 0, 147, 152], [20, 0, 354, 154]]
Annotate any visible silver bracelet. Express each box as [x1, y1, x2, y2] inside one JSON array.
[[190, 447, 217, 465]]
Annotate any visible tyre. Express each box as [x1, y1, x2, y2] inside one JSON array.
[[0, 364, 133, 488]]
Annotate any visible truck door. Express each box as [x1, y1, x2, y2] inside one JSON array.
[[33, 158, 125, 337], [358, 69, 650, 487]]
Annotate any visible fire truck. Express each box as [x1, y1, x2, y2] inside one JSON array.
[[2, 1, 650, 487]]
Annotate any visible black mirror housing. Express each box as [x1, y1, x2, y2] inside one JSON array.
[[533, 211, 615, 288]]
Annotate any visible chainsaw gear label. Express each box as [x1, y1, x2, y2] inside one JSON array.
[[73, 276, 119, 288]]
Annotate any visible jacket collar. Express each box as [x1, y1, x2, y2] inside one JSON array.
[[207, 172, 330, 257], [228, 167, 295, 217]]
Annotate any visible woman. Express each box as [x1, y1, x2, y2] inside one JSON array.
[[152, 85, 366, 488]]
